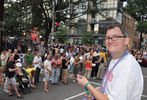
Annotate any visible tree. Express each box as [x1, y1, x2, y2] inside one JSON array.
[[4, 0, 107, 48], [123, 0, 147, 49], [38, 0, 69, 48], [55, 26, 67, 43], [4, 0, 32, 37]]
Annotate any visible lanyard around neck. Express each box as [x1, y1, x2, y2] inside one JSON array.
[[100, 50, 130, 93]]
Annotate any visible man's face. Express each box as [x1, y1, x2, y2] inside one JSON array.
[[9, 55, 14, 61], [28, 50, 31, 54], [14, 49, 18, 53], [37, 53, 40, 57], [105, 27, 129, 54], [47, 55, 51, 60]]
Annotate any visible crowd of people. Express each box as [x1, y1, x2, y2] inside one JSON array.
[[0, 23, 145, 100], [0, 41, 109, 98]]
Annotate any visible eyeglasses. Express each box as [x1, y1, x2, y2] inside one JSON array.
[[105, 35, 126, 41]]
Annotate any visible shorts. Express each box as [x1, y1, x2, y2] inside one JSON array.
[[79, 63, 84, 72], [9, 77, 16, 86], [62, 69, 67, 77], [70, 64, 74, 73], [73, 67, 79, 75], [43, 71, 50, 82]]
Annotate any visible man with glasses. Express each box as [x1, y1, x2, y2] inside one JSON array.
[[78, 23, 143, 100]]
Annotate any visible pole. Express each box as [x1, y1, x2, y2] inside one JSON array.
[[51, 0, 55, 57]]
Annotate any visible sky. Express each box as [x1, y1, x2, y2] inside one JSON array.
[[123, 1, 127, 7]]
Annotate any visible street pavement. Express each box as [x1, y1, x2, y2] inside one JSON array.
[[0, 67, 147, 100]]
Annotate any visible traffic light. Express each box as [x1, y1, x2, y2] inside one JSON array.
[[55, 22, 59, 31], [55, 22, 59, 26], [39, 35, 43, 41]]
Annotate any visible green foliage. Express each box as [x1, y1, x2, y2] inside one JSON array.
[[124, 0, 147, 21], [4, 0, 32, 36], [32, 0, 43, 28], [55, 26, 67, 43], [82, 32, 94, 45], [87, 0, 107, 16], [123, 0, 147, 49], [124, 0, 147, 34], [137, 21, 147, 33]]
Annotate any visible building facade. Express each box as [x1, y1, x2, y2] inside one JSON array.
[[122, 12, 139, 49], [69, 0, 125, 46]]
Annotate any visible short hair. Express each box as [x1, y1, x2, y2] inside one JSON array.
[[106, 23, 128, 37]]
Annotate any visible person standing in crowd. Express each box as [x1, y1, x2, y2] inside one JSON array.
[[1, 50, 8, 72], [33, 52, 42, 84], [78, 23, 143, 100], [91, 52, 99, 79], [69, 53, 75, 76], [59, 53, 63, 81], [99, 48, 107, 65], [51, 54, 61, 85], [1, 50, 9, 93], [6, 55, 23, 98], [97, 55, 107, 79], [7, 49, 12, 57], [73, 53, 79, 82], [85, 57, 92, 80], [24, 49, 33, 69], [79, 53, 85, 75], [13, 49, 19, 62], [43, 54, 52, 92], [62, 54, 69, 85]]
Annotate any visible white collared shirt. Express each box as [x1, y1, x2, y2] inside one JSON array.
[[104, 53, 143, 100], [33, 56, 42, 69]]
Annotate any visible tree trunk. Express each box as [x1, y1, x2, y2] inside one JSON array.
[[44, 20, 52, 49], [0, 0, 4, 52], [139, 32, 143, 50]]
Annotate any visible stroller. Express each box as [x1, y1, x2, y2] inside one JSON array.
[[15, 67, 31, 94]]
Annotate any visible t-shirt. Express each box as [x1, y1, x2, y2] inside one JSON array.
[[25, 53, 33, 64], [62, 58, 67, 69], [26, 68, 36, 77], [70, 56, 74, 65], [14, 53, 19, 61], [100, 52, 107, 62], [74, 57, 79, 67], [103, 53, 143, 100], [33, 56, 42, 69], [6, 61, 15, 78], [44, 60, 51, 71], [86, 61, 92, 69], [1, 53, 8, 66]]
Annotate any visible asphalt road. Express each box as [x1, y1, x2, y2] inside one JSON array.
[[0, 67, 147, 100]]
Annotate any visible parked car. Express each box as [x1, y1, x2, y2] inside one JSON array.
[[137, 55, 147, 67]]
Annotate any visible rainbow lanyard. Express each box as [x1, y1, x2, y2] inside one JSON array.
[[100, 50, 130, 93]]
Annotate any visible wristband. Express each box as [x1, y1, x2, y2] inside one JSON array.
[[84, 82, 91, 95]]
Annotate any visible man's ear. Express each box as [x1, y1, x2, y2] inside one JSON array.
[[125, 37, 129, 45]]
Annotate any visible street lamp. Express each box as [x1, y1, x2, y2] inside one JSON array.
[[23, 32, 26, 36]]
